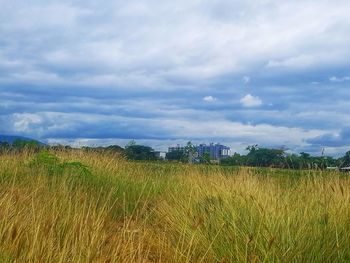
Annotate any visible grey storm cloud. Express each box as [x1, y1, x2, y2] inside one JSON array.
[[307, 127, 350, 148], [1, 0, 350, 155]]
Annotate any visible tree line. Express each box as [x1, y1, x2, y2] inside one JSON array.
[[0, 139, 157, 161], [221, 145, 350, 169], [2, 139, 350, 169]]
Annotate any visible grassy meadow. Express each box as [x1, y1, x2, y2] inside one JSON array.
[[1, 150, 350, 262]]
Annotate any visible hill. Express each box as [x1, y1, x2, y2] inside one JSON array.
[[0, 134, 43, 144]]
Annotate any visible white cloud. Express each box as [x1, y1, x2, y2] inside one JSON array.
[[13, 113, 43, 132], [265, 54, 319, 69], [203, 95, 217, 102], [10, 3, 91, 30], [329, 76, 350, 82], [1, 0, 350, 87], [240, 94, 262, 107]]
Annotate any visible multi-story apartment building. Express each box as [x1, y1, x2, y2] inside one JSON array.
[[167, 143, 231, 161], [197, 143, 231, 160]]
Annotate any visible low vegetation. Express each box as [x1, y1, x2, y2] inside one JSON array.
[[1, 150, 350, 262]]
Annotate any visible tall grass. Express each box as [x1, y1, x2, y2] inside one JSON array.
[[0, 150, 350, 262]]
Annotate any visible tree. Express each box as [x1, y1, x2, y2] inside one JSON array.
[[246, 144, 259, 153], [220, 153, 246, 166], [12, 139, 41, 152], [219, 145, 342, 170], [105, 145, 124, 153], [124, 144, 156, 161], [166, 150, 187, 162], [126, 140, 136, 147], [184, 141, 197, 164], [340, 151, 350, 167], [284, 153, 302, 169], [199, 152, 211, 164], [300, 152, 311, 159], [245, 145, 285, 167]]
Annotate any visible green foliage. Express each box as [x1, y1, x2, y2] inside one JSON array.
[[13, 139, 41, 150], [29, 150, 61, 175], [124, 144, 156, 161], [220, 152, 246, 166], [166, 149, 187, 162], [184, 141, 196, 154], [199, 152, 211, 164], [81, 145, 124, 154], [221, 145, 342, 169], [126, 140, 136, 147], [61, 161, 92, 177], [29, 150, 91, 176], [185, 141, 197, 164], [221, 146, 285, 167], [105, 145, 124, 152], [340, 151, 350, 167], [246, 146, 285, 167], [0, 139, 42, 153]]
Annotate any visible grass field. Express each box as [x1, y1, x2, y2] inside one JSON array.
[[1, 150, 350, 262]]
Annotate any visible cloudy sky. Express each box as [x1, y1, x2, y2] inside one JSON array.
[[1, 0, 350, 155]]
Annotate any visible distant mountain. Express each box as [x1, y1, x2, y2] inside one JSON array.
[[0, 135, 43, 145]]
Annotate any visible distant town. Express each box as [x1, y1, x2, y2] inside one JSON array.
[[155, 143, 231, 163]]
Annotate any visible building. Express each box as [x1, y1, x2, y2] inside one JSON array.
[[168, 144, 185, 153], [197, 143, 231, 160], [340, 167, 350, 172], [167, 143, 231, 162], [154, 151, 167, 160]]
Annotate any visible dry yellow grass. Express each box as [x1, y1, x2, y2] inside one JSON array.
[[1, 150, 350, 262]]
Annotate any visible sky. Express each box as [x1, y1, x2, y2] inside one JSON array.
[[1, 0, 350, 156]]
